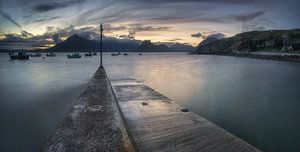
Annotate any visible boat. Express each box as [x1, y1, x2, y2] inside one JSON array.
[[84, 52, 92, 57], [10, 52, 29, 60], [92, 52, 97, 55], [139, 53, 143, 55], [46, 52, 56, 57], [123, 53, 128, 56], [30, 53, 42, 57], [111, 51, 121, 56], [68, 52, 81, 58]]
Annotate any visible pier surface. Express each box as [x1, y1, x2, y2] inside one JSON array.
[[111, 79, 261, 152], [42, 67, 134, 152], [43, 67, 260, 152]]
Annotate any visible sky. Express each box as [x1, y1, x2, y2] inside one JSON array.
[[0, 0, 299, 49]]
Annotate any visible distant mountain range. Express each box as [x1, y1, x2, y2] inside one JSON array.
[[137, 40, 170, 52], [48, 34, 193, 52], [192, 29, 300, 54], [49, 34, 140, 52]]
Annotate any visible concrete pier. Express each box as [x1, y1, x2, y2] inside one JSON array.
[[111, 79, 261, 152], [42, 67, 134, 152], [43, 67, 260, 152]]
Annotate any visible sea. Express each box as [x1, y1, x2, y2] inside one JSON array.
[[0, 52, 299, 152]]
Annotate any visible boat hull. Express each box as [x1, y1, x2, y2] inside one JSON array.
[[10, 55, 29, 60]]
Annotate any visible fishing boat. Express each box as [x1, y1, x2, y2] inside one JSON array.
[[30, 53, 42, 57], [111, 51, 121, 56], [68, 52, 81, 58], [84, 52, 92, 57], [10, 52, 29, 60], [46, 52, 56, 57]]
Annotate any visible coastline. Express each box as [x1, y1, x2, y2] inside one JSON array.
[[191, 52, 300, 63]]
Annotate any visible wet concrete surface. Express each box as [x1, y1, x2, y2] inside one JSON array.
[[42, 68, 260, 152], [111, 79, 261, 152], [42, 67, 134, 152]]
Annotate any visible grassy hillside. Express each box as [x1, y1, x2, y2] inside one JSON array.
[[193, 29, 300, 54]]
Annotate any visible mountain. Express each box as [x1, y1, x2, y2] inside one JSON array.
[[136, 40, 171, 52], [192, 29, 300, 54], [48, 35, 194, 52], [197, 37, 220, 48], [50, 34, 97, 51], [170, 43, 195, 52], [49, 34, 140, 52]]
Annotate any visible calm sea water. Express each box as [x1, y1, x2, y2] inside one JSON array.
[[0, 53, 299, 152]]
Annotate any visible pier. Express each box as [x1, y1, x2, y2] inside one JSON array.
[[43, 67, 260, 152]]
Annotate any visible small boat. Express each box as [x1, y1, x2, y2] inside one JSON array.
[[10, 52, 29, 60], [46, 52, 56, 57], [68, 52, 81, 58], [92, 52, 97, 56], [123, 53, 128, 56], [139, 53, 143, 55], [84, 52, 92, 57], [111, 51, 121, 56], [30, 53, 42, 57]]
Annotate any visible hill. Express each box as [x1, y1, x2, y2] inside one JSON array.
[[136, 40, 171, 52], [170, 43, 195, 52], [192, 29, 300, 54]]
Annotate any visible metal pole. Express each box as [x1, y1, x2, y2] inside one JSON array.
[[100, 23, 103, 68]]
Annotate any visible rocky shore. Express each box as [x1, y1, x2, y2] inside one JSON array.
[[193, 52, 300, 62]]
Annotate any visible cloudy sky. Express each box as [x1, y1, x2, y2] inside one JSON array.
[[0, 0, 299, 49]]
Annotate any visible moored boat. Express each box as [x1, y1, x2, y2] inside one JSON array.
[[84, 52, 92, 57], [68, 52, 81, 58], [10, 52, 29, 60], [30, 53, 42, 57], [46, 52, 56, 57], [111, 51, 121, 56]]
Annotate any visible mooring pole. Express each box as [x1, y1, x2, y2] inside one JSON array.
[[100, 23, 103, 68]]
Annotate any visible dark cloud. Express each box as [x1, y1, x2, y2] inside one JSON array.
[[240, 17, 275, 32], [21, 30, 34, 37], [33, 16, 60, 23], [127, 24, 171, 39], [167, 38, 184, 42], [52, 33, 61, 44], [233, 11, 265, 22], [103, 24, 128, 32], [0, 9, 22, 28], [128, 24, 171, 32], [32, 0, 86, 12], [230, 11, 270, 32], [206, 33, 225, 39], [0, 33, 52, 50], [0, 25, 96, 49], [191, 33, 206, 38], [119, 0, 255, 4], [191, 32, 225, 40]]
